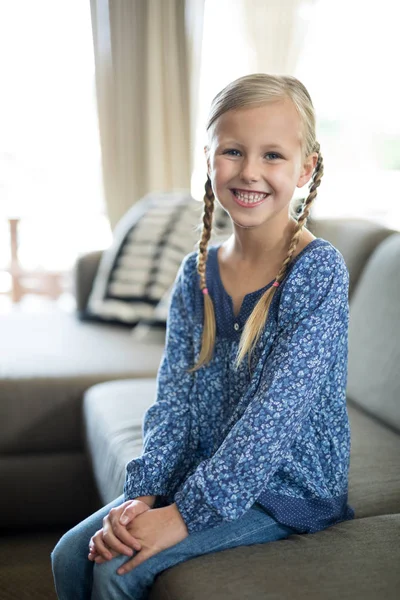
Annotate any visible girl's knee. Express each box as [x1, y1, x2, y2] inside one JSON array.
[[51, 533, 69, 574], [92, 555, 134, 600], [51, 528, 89, 574]]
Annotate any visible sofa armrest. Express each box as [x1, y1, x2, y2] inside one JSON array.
[[73, 250, 103, 313]]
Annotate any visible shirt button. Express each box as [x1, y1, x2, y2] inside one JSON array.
[[234, 322, 240, 331]]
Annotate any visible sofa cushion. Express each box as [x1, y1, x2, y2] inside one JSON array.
[[83, 380, 400, 518], [346, 233, 400, 432], [347, 402, 400, 518], [83, 379, 157, 504], [0, 311, 164, 454], [150, 514, 400, 600]]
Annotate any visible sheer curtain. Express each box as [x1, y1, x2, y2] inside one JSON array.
[[192, 0, 400, 230], [0, 0, 110, 278], [90, 0, 205, 230], [191, 0, 315, 201], [295, 0, 400, 229], [243, 0, 316, 75]]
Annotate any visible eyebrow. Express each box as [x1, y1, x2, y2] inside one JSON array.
[[218, 140, 286, 152]]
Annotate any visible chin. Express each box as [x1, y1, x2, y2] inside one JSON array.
[[231, 218, 259, 229]]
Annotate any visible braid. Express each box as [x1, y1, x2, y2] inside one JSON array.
[[187, 176, 217, 373], [235, 143, 324, 372], [297, 141, 323, 231], [197, 177, 214, 291], [274, 143, 324, 284]]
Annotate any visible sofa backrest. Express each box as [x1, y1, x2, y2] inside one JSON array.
[[309, 218, 397, 298], [346, 233, 400, 433]]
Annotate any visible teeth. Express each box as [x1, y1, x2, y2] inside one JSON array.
[[234, 190, 267, 203]]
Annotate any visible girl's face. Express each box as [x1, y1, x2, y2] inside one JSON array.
[[205, 99, 317, 231]]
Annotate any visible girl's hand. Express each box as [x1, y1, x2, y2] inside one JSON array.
[[117, 503, 189, 575], [88, 499, 152, 563]]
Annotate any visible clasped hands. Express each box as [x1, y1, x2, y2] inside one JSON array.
[[88, 499, 189, 575]]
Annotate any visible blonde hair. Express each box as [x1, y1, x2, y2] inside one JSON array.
[[187, 73, 323, 374]]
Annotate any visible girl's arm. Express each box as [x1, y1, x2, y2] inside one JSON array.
[[90, 254, 197, 564], [173, 248, 350, 534], [124, 254, 198, 504]]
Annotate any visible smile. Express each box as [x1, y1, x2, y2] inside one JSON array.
[[231, 189, 270, 207]]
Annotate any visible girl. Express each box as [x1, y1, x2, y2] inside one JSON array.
[[52, 73, 354, 600]]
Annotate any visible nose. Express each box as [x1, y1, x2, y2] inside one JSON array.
[[239, 156, 261, 183]]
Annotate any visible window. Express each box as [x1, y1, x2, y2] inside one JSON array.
[[192, 0, 400, 230], [295, 0, 400, 228], [0, 0, 112, 301]]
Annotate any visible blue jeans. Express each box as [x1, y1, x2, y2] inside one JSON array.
[[51, 494, 295, 600]]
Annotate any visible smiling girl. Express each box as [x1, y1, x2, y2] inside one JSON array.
[[52, 73, 354, 600]]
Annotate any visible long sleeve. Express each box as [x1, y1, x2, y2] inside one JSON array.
[[124, 253, 198, 501], [174, 250, 350, 533]]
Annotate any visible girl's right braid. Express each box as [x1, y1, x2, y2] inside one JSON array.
[[187, 176, 216, 371], [197, 176, 215, 291]]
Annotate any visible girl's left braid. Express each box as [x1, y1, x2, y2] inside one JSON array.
[[297, 141, 324, 232], [273, 142, 324, 285]]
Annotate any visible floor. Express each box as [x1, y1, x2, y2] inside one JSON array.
[[0, 529, 65, 600]]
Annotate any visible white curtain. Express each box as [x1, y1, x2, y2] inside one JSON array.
[[190, 0, 316, 201], [90, 0, 205, 230], [185, 0, 206, 174], [243, 0, 316, 74]]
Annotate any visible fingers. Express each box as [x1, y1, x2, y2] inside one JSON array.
[[87, 500, 149, 564], [88, 539, 117, 564], [106, 509, 143, 553], [90, 528, 129, 562], [94, 548, 118, 564], [90, 530, 114, 561], [119, 500, 149, 526], [104, 515, 141, 555], [89, 550, 106, 564], [117, 549, 152, 575], [88, 542, 98, 561]]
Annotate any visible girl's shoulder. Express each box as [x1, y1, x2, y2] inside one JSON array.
[[283, 236, 348, 285], [178, 250, 199, 285], [173, 250, 200, 310], [278, 237, 349, 323]]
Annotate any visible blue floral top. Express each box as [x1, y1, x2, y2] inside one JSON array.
[[124, 238, 355, 535]]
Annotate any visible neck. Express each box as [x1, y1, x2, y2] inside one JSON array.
[[227, 216, 298, 267]]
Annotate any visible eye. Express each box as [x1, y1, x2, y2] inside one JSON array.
[[223, 149, 241, 156], [265, 152, 282, 160]]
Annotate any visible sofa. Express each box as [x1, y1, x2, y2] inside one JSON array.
[[1, 217, 399, 599]]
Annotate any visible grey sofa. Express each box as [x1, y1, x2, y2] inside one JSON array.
[[1, 217, 399, 599]]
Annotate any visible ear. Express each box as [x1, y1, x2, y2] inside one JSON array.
[[204, 145, 211, 178], [297, 152, 318, 188]]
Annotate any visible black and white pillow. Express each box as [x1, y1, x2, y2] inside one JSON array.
[[85, 191, 231, 327]]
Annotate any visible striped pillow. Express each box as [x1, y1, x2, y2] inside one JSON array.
[[85, 191, 232, 326]]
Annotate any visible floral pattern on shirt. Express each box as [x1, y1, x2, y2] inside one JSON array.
[[125, 239, 353, 534]]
